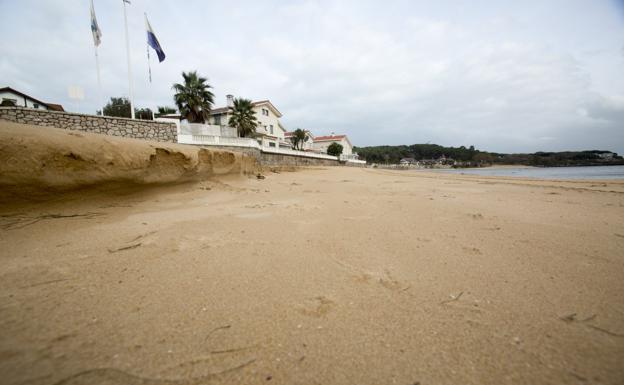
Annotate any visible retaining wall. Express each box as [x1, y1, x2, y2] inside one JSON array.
[[259, 151, 341, 167], [0, 107, 177, 142]]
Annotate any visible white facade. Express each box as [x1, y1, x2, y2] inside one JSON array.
[[208, 99, 287, 148], [0, 89, 48, 110], [285, 130, 315, 151], [312, 135, 354, 156]]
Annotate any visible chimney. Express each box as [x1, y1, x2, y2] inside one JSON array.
[[226, 94, 234, 108]]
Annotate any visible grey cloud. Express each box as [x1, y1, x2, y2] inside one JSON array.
[[0, 0, 623, 154]]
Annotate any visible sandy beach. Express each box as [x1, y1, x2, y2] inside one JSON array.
[[1, 127, 624, 385]]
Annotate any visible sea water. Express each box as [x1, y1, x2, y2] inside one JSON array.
[[434, 165, 624, 180]]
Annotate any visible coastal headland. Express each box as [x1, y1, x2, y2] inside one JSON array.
[[1, 123, 623, 384]]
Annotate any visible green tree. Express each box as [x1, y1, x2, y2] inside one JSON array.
[[327, 142, 343, 157], [101, 97, 131, 118], [172, 71, 214, 123], [156, 106, 177, 117], [98, 98, 153, 119], [135, 108, 153, 120], [290, 128, 307, 150], [228, 98, 258, 137]]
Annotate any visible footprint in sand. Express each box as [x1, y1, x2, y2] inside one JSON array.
[[462, 246, 482, 255], [353, 271, 408, 292], [296, 296, 335, 317]]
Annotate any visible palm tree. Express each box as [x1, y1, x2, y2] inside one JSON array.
[[228, 98, 258, 137], [290, 128, 307, 150], [172, 71, 214, 123]]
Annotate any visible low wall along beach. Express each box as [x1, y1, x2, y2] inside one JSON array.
[[0, 107, 177, 142]]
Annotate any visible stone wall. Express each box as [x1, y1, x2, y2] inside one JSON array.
[[259, 151, 341, 167], [186, 144, 343, 167], [0, 107, 177, 142]]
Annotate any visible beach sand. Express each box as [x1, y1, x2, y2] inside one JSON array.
[[1, 127, 624, 384]]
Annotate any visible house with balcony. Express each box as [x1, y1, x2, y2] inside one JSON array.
[[158, 95, 289, 149], [208, 95, 289, 148]]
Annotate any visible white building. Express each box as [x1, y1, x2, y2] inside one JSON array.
[[0, 86, 64, 111], [312, 134, 354, 156], [284, 129, 315, 151], [208, 96, 289, 148], [597, 152, 615, 159]]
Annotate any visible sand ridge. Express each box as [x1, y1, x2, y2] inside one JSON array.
[[0, 122, 256, 202]]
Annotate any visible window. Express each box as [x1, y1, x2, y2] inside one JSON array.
[[33, 103, 39, 109], [214, 115, 221, 125], [269, 142, 276, 147], [270, 125, 274, 134], [262, 108, 269, 116], [264, 125, 267, 132]]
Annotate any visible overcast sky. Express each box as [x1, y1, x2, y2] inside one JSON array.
[[1, 0, 623, 153]]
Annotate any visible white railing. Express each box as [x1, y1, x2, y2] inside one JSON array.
[[178, 134, 260, 148], [262, 146, 339, 160]]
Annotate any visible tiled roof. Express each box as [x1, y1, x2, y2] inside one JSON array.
[[46, 103, 65, 111], [313, 135, 346, 142]]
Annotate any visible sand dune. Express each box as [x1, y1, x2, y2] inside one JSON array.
[[0, 125, 623, 384], [0, 122, 256, 201]]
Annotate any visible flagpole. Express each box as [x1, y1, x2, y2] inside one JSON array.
[[94, 46, 104, 115], [122, 0, 135, 119]]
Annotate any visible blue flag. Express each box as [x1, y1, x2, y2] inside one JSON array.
[[145, 15, 165, 62], [90, 0, 102, 47]]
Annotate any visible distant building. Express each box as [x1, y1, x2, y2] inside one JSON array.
[[312, 134, 354, 155], [0, 86, 64, 111], [597, 152, 615, 159], [400, 157, 416, 165], [285, 130, 315, 151]]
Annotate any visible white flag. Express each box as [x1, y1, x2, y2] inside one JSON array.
[[90, 0, 102, 47]]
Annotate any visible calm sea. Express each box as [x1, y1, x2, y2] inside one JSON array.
[[434, 165, 624, 180]]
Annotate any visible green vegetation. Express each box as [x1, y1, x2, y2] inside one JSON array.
[[327, 142, 344, 157], [100, 97, 131, 118], [289, 128, 308, 150], [498, 151, 624, 167], [354, 144, 623, 167], [135, 108, 153, 120], [172, 71, 214, 123], [354, 144, 478, 164], [155, 106, 177, 117], [1, 99, 17, 107], [228, 98, 258, 138], [99, 97, 152, 120]]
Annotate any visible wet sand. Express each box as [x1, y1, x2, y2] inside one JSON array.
[[1, 165, 624, 384]]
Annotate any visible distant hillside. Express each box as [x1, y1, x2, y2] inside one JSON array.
[[353, 144, 624, 167]]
